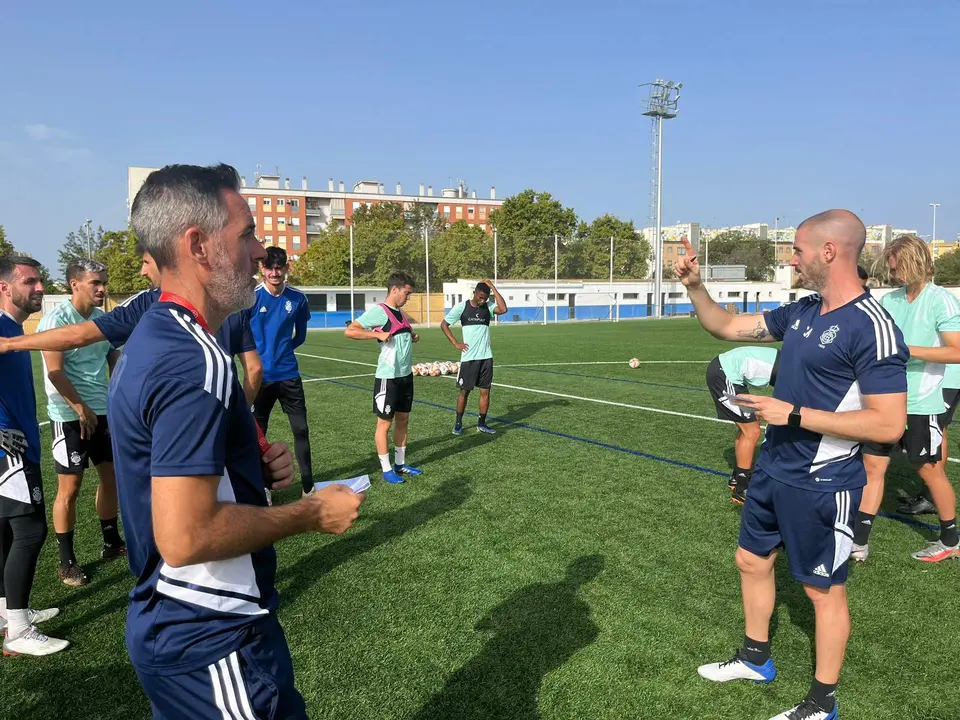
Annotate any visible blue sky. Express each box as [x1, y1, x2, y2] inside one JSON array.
[[2, 0, 958, 274]]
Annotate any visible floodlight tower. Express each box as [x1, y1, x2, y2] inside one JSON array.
[[641, 79, 682, 319]]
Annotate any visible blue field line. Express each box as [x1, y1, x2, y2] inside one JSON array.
[[502, 365, 709, 393], [313, 375, 939, 533]]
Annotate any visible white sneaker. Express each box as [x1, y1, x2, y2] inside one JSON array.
[[697, 651, 776, 683], [0, 607, 60, 633], [851, 542, 869, 562], [3, 625, 69, 656], [769, 699, 837, 719]]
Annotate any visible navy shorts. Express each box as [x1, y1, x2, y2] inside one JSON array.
[[136, 618, 307, 719], [738, 469, 861, 588]]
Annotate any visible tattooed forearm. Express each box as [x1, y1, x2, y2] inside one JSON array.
[[736, 320, 770, 341]]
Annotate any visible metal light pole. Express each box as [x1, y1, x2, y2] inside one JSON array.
[[554, 233, 559, 323], [931, 203, 940, 243], [349, 224, 355, 321], [641, 79, 682, 319], [609, 236, 614, 321], [85, 219, 93, 258], [424, 227, 431, 328], [493, 227, 498, 324]]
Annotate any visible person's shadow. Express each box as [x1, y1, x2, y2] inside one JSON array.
[[411, 554, 603, 720]]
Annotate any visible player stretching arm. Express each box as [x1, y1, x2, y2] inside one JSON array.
[[0, 249, 263, 405]]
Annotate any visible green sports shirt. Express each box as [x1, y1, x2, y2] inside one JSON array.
[[718, 346, 779, 388], [444, 300, 498, 363], [880, 283, 960, 414], [37, 300, 111, 421], [356, 304, 413, 379]]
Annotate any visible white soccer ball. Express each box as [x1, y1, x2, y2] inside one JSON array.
[[429, 366, 440, 377], [439, 364, 450, 375], [412, 365, 420, 376], [628, 358, 640, 369]]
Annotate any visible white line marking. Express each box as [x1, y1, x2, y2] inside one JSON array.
[[39, 421, 49, 427], [296, 352, 377, 367], [303, 373, 374, 383], [498, 361, 710, 367]]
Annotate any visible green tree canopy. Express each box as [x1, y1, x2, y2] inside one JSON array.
[[95, 228, 150, 293], [935, 250, 960, 286], [576, 214, 650, 280], [59, 223, 109, 278], [703, 230, 776, 281], [488, 190, 579, 279]]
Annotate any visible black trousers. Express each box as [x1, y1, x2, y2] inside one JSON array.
[[253, 377, 313, 493]]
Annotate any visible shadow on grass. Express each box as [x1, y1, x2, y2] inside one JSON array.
[[771, 555, 817, 671], [276, 477, 472, 607], [11, 660, 148, 720], [410, 555, 603, 720]]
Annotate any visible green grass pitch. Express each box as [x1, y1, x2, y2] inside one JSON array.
[[2, 319, 958, 719]]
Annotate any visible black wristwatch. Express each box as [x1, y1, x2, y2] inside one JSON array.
[[788, 404, 802, 428]]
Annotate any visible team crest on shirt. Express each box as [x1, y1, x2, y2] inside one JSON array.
[[819, 324, 840, 348], [70, 451, 82, 466], [32, 486, 42, 503], [385, 404, 392, 414], [285, 300, 293, 313]]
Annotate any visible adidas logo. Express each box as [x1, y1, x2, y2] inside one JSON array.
[[920, 448, 928, 456], [259, 306, 268, 313], [861, 519, 872, 526], [813, 564, 830, 578], [791, 319, 800, 330]]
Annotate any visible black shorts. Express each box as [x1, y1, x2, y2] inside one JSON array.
[[254, 377, 307, 425], [456, 358, 494, 393], [706, 357, 757, 424], [51, 416, 113, 474], [943, 388, 960, 426], [863, 413, 945, 464], [0, 454, 45, 518], [373, 374, 414, 420]]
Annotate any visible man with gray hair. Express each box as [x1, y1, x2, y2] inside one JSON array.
[[38, 258, 125, 588], [111, 163, 363, 718]]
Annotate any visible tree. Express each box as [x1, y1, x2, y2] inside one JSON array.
[[430, 222, 494, 284], [935, 250, 960, 286], [59, 223, 109, 278], [0, 225, 14, 256], [95, 228, 150, 293], [293, 226, 352, 286], [576, 215, 650, 280], [488, 190, 579, 279], [404, 201, 444, 240], [703, 230, 776, 281]]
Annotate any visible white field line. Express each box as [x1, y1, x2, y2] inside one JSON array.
[[303, 373, 374, 383], [498, 361, 709, 367], [296, 352, 377, 367], [296, 352, 960, 461]]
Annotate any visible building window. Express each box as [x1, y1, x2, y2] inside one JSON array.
[[277, 199, 285, 210], [443, 206, 451, 220], [290, 199, 300, 211], [264, 216, 273, 228], [264, 235, 274, 245], [455, 206, 463, 218], [292, 235, 301, 249], [678, 247, 687, 256], [524, 294, 530, 301], [508, 296, 513, 301], [667, 247, 673, 254], [247, 198, 256, 211], [336, 293, 365, 311], [262, 198, 271, 210], [468, 207, 475, 217], [291, 217, 301, 229], [279, 236, 287, 248], [306, 293, 327, 311], [468, 223, 474, 228], [352, 201, 360, 211], [727, 291, 741, 298], [480, 207, 486, 218], [277, 217, 286, 230], [668, 292, 683, 299], [623, 293, 639, 300]]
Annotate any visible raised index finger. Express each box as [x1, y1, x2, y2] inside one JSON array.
[[681, 236, 697, 261]]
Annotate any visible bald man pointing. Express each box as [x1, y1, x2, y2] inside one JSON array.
[[680, 210, 907, 720]]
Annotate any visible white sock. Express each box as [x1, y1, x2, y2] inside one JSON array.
[[378, 453, 392, 472], [394, 446, 406, 466], [7, 608, 30, 639], [0, 596, 6, 619]]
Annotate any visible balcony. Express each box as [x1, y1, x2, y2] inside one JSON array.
[[330, 207, 345, 218], [305, 207, 323, 217]]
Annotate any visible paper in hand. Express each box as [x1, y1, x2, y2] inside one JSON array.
[[314, 474, 371, 494]]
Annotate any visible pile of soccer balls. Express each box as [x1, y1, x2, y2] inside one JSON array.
[[628, 358, 641, 368], [413, 361, 460, 377]]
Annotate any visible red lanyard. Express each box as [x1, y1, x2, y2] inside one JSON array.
[[159, 292, 211, 332], [159, 292, 272, 455]]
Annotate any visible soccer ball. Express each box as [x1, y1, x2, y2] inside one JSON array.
[[439, 364, 450, 376], [429, 366, 440, 377], [628, 358, 640, 369], [412, 365, 420, 376]]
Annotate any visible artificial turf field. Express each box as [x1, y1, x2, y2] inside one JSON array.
[[3, 318, 959, 720]]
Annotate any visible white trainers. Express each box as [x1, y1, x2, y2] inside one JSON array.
[[3, 625, 69, 656], [697, 652, 776, 683], [850, 543, 869, 562], [769, 699, 837, 719], [0, 607, 60, 633]]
